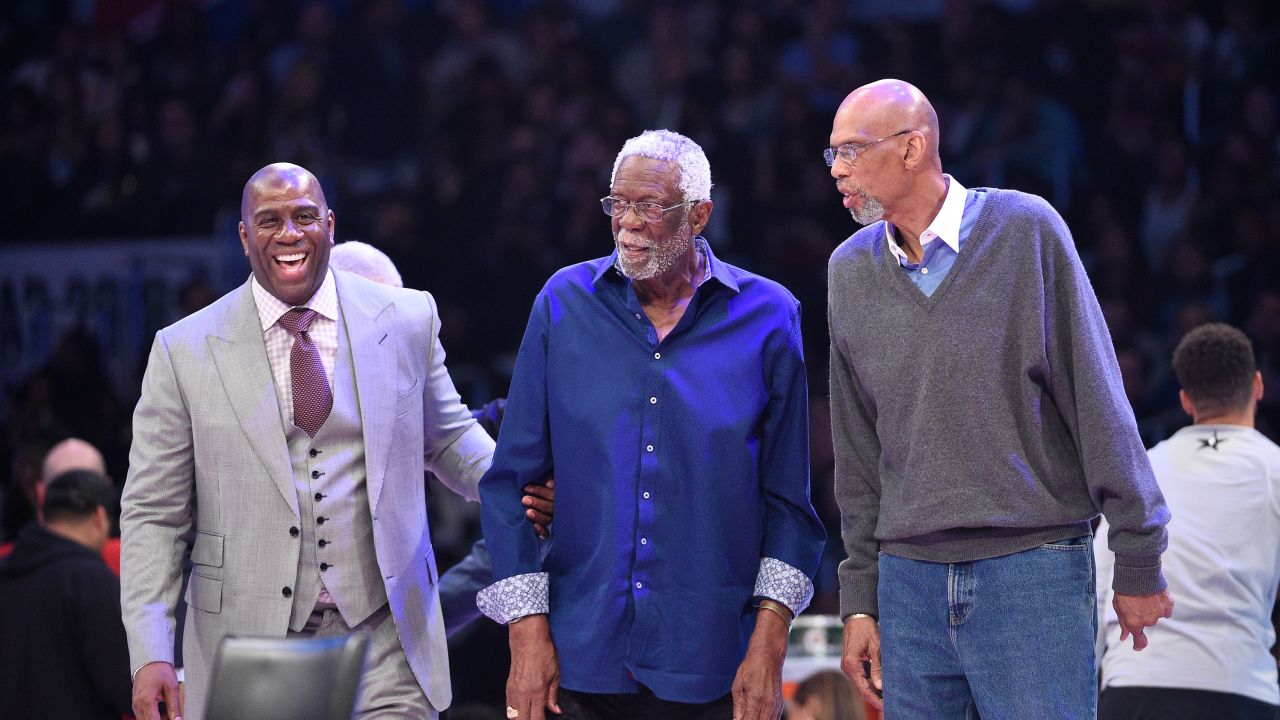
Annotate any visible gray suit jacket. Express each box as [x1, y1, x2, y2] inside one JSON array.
[[120, 270, 494, 712]]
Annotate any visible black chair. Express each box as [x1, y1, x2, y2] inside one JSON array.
[[204, 631, 371, 720]]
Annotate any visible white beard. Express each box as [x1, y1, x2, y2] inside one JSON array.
[[615, 223, 693, 280], [848, 188, 887, 225]]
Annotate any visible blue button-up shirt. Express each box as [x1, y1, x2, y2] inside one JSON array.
[[478, 241, 825, 703], [885, 176, 988, 297]]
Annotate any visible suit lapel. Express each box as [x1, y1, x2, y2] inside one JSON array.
[[207, 282, 299, 517], [336, 272, 396, 513]]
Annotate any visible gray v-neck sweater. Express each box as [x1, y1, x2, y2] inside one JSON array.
[[828, 188, 1170, 619]]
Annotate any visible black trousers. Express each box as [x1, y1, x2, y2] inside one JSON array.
[[556, 686, 733, 720], [1099, 686, 1280, 720]]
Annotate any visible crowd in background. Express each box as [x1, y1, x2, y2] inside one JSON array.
[[2, 0, 1279, 618]]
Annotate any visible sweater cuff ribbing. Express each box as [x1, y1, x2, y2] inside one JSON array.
[[1110, 554, 1166, 596]]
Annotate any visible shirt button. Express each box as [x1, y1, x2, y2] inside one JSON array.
[[635, 582, 643, 589], [653, 352, 661, 360], [311, 470, 321, 479], [640, 538, 648, 545], [921, 267, 929, 274], [318, 539, 327, 548], [646, 444, 654, 452], [649, 397, 657, 404], [314, 492, 324, 502], [643, 491, 651, 499], [309, 448, 319, 457], [635, 313, 642, 320], [320, 563, 329, 571]]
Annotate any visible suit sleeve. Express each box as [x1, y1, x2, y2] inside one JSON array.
[[419, 290, 495, 502], [753, 299, 826, 616], [476, 293, 553, 624], [120, 330, 196, 673]]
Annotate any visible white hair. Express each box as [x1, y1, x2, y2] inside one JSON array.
[[610, 129, 713, 202], [330, 240, 403, 288]]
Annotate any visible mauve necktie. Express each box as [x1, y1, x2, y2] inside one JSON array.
[[278, 308, 332, 437]]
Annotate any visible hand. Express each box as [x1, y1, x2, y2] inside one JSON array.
[[507, 615, 561, 719], [731, 607, 788, 720], [132, 661, 183, 720], [1113, 589, 1174, 651], [522, 476, 555, 539], [840, 615, 883, 710]]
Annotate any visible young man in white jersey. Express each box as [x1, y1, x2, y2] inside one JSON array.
[[1096, 323, 1280, 719]]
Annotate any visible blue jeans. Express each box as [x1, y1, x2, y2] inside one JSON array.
[[878, 537, 1097, 719]]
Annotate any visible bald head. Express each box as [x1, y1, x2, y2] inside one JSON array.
[[241, 162, 328, 221], [41, 438, 106, 485], [330, 240, 404, 288], [832, 79, 941, 168], [238, 161, 335, 306]]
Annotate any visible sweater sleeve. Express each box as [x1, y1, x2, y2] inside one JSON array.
[[828, 265, 885, 619], [1038, 199, 1170, 595]]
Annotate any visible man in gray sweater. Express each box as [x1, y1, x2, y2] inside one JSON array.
[[825, 78, 1174, 719]]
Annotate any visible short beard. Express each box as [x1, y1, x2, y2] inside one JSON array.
[[847, 188, 886, 225], [615, 223, 693, 280]]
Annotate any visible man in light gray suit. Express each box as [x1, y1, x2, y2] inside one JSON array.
[[121, 163, 494, 719]]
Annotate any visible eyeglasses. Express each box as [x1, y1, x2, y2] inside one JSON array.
[[823, 129, 915, 167], [600, 196, 696, 223]]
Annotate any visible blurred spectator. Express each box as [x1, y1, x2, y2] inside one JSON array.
[[330, 239, 404, 288], [0, 469, 132, 719], [788, 669, 866, 720], [0, 437, 121, 575], [1096, 323, 1280, 719]]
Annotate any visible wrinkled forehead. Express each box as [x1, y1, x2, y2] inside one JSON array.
[[610, 156, 681, 199], [243, 171, 327, 218], [830, 101, 888, 145]]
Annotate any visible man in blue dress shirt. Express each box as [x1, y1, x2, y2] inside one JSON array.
[[477, 129, 826, 720]]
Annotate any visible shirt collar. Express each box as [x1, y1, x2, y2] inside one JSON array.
[[594, 236, 740, 293], [885, 174, 967, 264], [250, 269, 338, 333]]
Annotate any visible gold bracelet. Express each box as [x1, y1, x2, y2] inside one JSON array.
[[757, 599, 794, 625], [846, 612, 876, 621]]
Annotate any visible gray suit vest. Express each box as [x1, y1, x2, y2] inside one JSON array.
[[285, 306, 387, 631]]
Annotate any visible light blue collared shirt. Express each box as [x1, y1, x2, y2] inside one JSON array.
[[885, 175, 987, 296]]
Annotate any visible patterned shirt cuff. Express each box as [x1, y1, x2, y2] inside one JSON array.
[[754, 557, 814, 617], [476, 572, 549, 625]]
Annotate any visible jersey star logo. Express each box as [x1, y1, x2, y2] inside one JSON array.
[[1197, 431, 1227, 451]]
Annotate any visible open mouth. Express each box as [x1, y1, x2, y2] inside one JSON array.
[[838, 187, 856, 209], [618, 240, 650, 259], [273, 251, 309, 273]]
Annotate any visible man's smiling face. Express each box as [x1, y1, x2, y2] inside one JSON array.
[[239, 164, 335, 306]]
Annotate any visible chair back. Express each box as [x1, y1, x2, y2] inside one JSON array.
[[204, 631, 370, 720]]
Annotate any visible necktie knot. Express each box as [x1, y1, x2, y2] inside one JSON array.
[[279, 308, 318, 336]]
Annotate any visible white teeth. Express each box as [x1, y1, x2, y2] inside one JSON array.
[[277, 253, 306, 262]]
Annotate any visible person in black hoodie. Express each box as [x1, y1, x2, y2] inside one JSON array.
[[0, 469, 132, 719]]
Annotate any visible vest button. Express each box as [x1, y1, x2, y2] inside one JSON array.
[[311, 470, 321, 479], [314, 492, 323, 502], [318, 539, 327, 548], [317, 516, 327, 525], [281, 587, 292, 598], [309, 448, 319, 457], [289, 526, 299, 537], [320, 563, 330, 571]]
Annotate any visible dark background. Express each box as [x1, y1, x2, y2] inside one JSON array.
[[1, 2, 1278, 701]]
